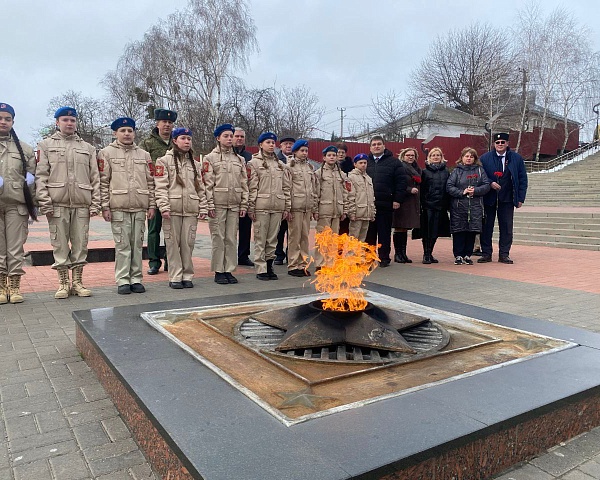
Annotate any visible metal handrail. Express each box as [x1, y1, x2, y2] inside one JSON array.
[[525, 139, 600, 173]]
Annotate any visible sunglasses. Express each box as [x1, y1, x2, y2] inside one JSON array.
[[495, 141, 506, 145]]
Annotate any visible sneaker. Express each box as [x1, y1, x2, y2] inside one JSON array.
[[454, 256, 464, 265], [464, 256, 473, 265], [117, 284, 131, 295], [130, 283, 146, 293]]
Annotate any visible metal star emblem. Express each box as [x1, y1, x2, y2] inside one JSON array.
[[276, 388, 334, 409]]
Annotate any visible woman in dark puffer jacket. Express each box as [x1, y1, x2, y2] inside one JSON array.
[[446, 147, 490, 265], [419, 147, 450, 264]]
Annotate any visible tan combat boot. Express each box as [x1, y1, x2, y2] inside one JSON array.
[[0, 273, 8, 304], [55, 268, 70, 299], [8, 275, 24, 304], [71, 265, 92, 297]]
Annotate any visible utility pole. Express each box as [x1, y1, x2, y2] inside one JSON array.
[[516, 67, 528, 153], [337, 107, 346, 139]]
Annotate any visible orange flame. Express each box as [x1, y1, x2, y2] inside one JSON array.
[[312, 227, 379, 311]]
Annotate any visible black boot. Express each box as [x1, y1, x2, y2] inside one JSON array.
[[422, 239, 431, 264], [266, 259, 278, 280], [430, 238, 439, 263], [399, 232, 412, 263], [393, 233, 404, 263]]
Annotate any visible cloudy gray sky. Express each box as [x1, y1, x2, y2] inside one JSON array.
[[3, 0, 599, 144]]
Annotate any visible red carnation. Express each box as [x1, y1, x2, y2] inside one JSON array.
[[494, 171, 503, 178], [412, 175, 421, 184]]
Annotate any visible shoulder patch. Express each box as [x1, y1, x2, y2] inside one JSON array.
[[344, 180, 352, 192], [97, 158, 104, 172], [246, 166, 252, 180], [155, 165, 164, 177], [202, 161, 209, 174]]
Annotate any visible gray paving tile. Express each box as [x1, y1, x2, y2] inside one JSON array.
[[577, 459, 600, 478], [0, 442, 9, 469], [23, 379, 53, 397], [492, 462, 554, 479], [129, 463, 160, 480], [82, 438, 138, 462], [563, 429, 600, 460], [79, 383, 107, 403], [49, 452, 91, 480], [560, 469, 595, 479], [11, 439, 78, 465], [0, 467, 12, 480], [13, 459, 52, 480], [72, 422, 111, 450], [101, 417, 130, 443], [88, 450, 146, 477], [4, 415, 38, 440], [35, 411, 68, 433], [531, 446, 587, 477], [10, 428, 74, 454]]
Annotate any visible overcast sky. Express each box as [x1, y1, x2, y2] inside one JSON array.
[[3, 0, 599, 144]]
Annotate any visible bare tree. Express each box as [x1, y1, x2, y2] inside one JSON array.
[[277, 85, 325, 139], [105, 0, 258, 152], [43, 90, 109, 147], [410, 22, 517, 118]]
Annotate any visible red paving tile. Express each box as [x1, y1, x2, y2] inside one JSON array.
[[20, 216, 600, 295]]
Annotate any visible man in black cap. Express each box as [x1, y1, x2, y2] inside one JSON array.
[[139, 108, 177, 274], [274, 135, 295, 264], [478, 132, 528, 264]]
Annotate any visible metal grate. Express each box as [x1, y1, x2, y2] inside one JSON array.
[[239, 319, 446, 363]]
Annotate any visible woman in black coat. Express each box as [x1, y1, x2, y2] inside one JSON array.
[[446, 147, 490, 265], [419, 147, 450, 264], [392, 148, 421, 263]]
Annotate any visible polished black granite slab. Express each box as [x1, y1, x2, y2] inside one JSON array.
[[74, 285, 600, 480]]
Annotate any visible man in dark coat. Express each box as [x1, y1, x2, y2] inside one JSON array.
[[234, 127, 254, 266], [478, 132, 528, 264], [365, 136, 408, 267]]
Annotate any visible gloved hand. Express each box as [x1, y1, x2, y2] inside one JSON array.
[[0, 176, 3, 188], [26, 172, 35, 186]]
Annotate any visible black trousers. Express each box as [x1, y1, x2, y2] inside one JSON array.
[[275, 219, 288, 258], [366, 210, 393, 262], [481, 202, 514, 258], [452, 231, 477, 258], [237, 214, 253, 261]]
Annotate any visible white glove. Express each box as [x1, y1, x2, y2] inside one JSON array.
[[26, 172, 35, 186], [0, 176, 3, 188]]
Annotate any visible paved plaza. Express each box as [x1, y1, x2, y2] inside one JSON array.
[[1, 213, 599, 479]]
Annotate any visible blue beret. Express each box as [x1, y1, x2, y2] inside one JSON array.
[[353, 153, 368, 162], [0, 103, 15, 118], [172, 127, 192, 139], [292, 139, 308, 152], [214, 123, 235, 137], [154, 109, 177, 122], [494, 132, 509, 141], [322, 146, 338, 155], [111, 117, 136, 131], [54, 106, 77, 118], [258, 132, 277, 144]]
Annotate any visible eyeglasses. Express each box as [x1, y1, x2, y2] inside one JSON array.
[[495, 141, 506, 145]]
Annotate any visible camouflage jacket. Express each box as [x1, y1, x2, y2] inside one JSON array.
[[138, 128, 172, 163]]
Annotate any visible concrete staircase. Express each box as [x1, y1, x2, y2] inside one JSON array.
[[525, 152, 600, 206], [505, 152, 600, 250]]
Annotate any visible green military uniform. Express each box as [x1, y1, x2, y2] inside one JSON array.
[[139, 128, 171, 270]]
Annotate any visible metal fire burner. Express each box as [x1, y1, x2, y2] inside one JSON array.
[[250, 299, 450, 354]]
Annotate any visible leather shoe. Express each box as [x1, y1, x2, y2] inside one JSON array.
[[130, 283, 145, 293], [225, 273, 238, 284], [147, 267, 159, 275], [472, 248, 483, 257], [214, 273, 229, 285], [380, 259, 391, 268], [182, 280, 194, 288], [117, 285, 131, 295], [238, 257, 254, 267], [256, 273, 270, 281], [288, 269, 305, 277], [498, 256, 514, 264], [477, 256, 492, 263], [169, 281, 184, 289]]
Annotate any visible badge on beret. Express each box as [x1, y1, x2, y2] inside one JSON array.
[[344, 180, 352, 192], [97, 158, 104, 172], [155, 165, 164, 177]]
